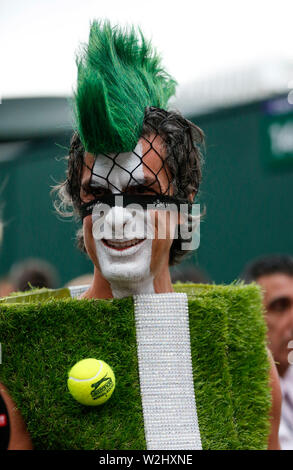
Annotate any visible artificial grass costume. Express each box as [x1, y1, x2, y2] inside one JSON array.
[[0, 21, 271, 449], [0, 284, 271, 450]]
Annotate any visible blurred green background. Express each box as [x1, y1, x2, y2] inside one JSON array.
[[0, 96, 293, 286]]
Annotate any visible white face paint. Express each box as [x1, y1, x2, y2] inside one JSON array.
[[91, 142, 144, 192], [91, 142, 155, 298]]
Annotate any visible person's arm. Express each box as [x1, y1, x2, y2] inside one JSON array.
[[267, 350, 282, 450], [0, 382, 33, 450]]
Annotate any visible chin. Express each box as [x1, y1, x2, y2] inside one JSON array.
[[101, 263, 150, 283], [96, 238, 153, 284]]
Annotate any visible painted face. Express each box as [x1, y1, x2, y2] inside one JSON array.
[[257, 273, 293, 375], [80, 134, 178, 297]]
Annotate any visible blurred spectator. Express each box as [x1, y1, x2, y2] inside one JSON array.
[[0, 277, 15, 297], [241, 254, 293, 450], [0, 220, 15, 297], [9, 258, 59, 292], [171, 265, 211, 284]]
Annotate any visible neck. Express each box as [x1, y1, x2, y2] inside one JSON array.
[[277, 362, 289, 378], [81, 264, 174, 299]]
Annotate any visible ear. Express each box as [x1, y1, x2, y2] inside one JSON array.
[[188, 190, 196, 203], [177, 191, 196, 225]]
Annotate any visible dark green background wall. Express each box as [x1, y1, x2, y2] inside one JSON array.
[[0, 133, 93, 285], [194, 97, 293, 282], [0, 96, 292, 285]]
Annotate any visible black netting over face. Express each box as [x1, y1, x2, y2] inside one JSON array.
[[79, 107, 203, 220], [54, 107, 204, 265]]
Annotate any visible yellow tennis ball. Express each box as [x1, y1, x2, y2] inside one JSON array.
[[67, 358, 115, 406]]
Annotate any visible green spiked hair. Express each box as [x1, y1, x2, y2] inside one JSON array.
[[74, 20, 177, 155]]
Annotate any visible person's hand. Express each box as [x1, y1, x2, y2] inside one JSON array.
[[0, 382, 33, 450]]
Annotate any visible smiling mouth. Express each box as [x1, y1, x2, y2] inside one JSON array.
[[102, 238, 145, 251]]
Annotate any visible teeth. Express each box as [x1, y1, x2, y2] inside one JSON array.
[[104, 238, 143, 249]]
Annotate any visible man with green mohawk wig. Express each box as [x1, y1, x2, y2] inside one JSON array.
[[56, 19, 281, 449], [0, 20, 281, 450]]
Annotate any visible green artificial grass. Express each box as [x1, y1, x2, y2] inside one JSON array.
[[177, 283, 271, 450], [0, 297, 145, 450], [0, 284, 271, 450], [225, 284, 271, 449]]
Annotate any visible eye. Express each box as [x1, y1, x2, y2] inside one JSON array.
[[82, 184, 109, 197], [126, 184, 157, 195], [90, 186, 109, 197], [131, 185, 148, 194], [269, 297, 291, 313], [82, 187, 92, 196]]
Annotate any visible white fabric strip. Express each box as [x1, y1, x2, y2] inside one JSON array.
[[133, 293, 202, 450], [69, 285, 90, 298]]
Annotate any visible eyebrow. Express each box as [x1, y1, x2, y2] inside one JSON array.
[[81, 175, 159, 192], [128, 176, 158, 187], [81, 177, 107, 190]]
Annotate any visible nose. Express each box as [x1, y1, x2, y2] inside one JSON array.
[[282, 306, 293, 342], [104, 206, 133, 238]]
